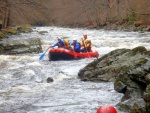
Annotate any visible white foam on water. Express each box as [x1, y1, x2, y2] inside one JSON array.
[[23, 69, 36, 76], [0, 74, 13, 78], [54, 72, 70, 82], [7, 62, 24, 69], [27, 61, 41, 66], [16, 55, 38, 61], [0, 27, 150, 113]]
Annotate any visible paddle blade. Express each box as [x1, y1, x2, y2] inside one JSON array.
[[39, 53, 45, 60]]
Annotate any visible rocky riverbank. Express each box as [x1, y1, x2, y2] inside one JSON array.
[[78, 46, 150, 112], [0, 26, 42, 54], [96, 22, 150, 32]]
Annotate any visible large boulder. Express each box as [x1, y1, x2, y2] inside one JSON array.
[[143, 84, 150, 112], [78, 48, 131, 81], [0, 38, 42, 54], [78, 46, 150, 112]]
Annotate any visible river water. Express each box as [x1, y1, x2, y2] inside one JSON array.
[[0, 26, 150, 113]]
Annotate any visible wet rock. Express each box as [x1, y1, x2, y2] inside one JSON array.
[[0, 38, 42, 54], [46, 77, 54, 83], [0, 28, 18, 39], [78, 48, 131, 82], [143, 85, 150, 112], [114, 74, 128, 93], [78, 46, 150, 112], [145, 26, 150, 31], [0, 32, 7, 39], [117, 98, 146, 113], [2, 28, 18, 35], [38, 31, 48, 35], [130, 98, 146, 113], [145, 74, 150, 82], [17, 26, 33, 33]]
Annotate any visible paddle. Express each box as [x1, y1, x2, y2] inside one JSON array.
[[73, 48, 77, 59], [70, 44, 77, 59], [39, 38, 57, 60], [39, 46, 51, 60]]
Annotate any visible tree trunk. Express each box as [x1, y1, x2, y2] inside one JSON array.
[[3, 6, 9, 28]]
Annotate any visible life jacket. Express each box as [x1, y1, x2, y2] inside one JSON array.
[[81, 39, 91, 52], [86, 40, 91, 48], [63, 39, 70, 49], [73, 42, 81, 52], [73, 42, 80, 48], [81, 38, 88, 48], [84, 40, 89, 47]]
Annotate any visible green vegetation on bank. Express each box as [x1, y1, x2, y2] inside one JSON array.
[[0, 28, 18, 40], [0, 25, 33, 39], [128, 12, 136, 24]]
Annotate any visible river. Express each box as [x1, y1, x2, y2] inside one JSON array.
[[0, 26, 150, 113]]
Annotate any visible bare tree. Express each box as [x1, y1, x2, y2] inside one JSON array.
[[0, 0, 47, 28]]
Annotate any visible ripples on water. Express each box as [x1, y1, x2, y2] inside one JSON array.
[[0, 27, 150, 113]]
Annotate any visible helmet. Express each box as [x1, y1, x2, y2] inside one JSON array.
[[57, 37, 60, 39], [97, 105, 117, 113], [72, 38, 77, 41]]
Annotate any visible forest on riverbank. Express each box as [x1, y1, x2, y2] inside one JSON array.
[[0, 0, 150, 31]]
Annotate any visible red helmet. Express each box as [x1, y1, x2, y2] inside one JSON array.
[[97, 105, 117, 113]]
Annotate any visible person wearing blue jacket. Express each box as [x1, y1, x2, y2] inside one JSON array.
[[70, 39, 81, 52], [51, 37, 65, 48]]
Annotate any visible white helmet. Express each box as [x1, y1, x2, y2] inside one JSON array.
[[72, 38, 77, 41]]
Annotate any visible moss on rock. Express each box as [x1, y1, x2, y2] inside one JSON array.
[[2, 28, 18, 35], [0, 32, 7, 39], [17, 24, 33, 33]]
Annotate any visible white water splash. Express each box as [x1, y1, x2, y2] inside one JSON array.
[[0, 26, 150, 113]]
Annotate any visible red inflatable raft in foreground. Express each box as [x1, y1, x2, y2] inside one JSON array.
[[48, 48, 99, 61]]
